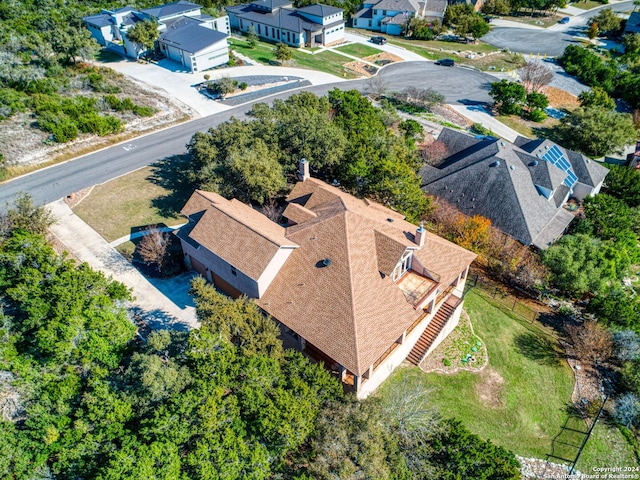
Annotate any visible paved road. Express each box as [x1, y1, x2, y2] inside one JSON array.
[[483, 1, 635, 56], [0, 62, 494, 207]]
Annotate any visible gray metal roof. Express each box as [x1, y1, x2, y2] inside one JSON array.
[[159, 17, 228, 53], [625, 12, 640, 34], [297, 4, 344, 17], [371, 0, 421, 13], [84, 13, 114, 27], [141, 1, 201, 20], [226, 4, 324, 32], [249, 0, 294, 11], [421, 128, 577, 248]]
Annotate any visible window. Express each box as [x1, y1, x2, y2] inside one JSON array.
[[373, 9, 377, 14], [382, 9, 386, 15], [368, 19, 372, 27], [231, 266, 237, 276], [257, 24, 261, 34]]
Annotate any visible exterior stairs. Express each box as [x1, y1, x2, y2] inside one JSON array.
[[406, 301, 456, 365]]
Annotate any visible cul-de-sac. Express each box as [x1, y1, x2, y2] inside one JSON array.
[[1, 0, 639, 477]]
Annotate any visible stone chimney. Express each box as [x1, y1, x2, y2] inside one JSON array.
[[415, 221, 426, 248], [298, 158, 310, 182]]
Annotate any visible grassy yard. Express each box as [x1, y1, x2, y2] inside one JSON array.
[[228, 37, 358, 78], [569, 0, 604, 10], [334, 43, 382, 58], [378, 290, 637, 468], [73, 156, 193, 242]]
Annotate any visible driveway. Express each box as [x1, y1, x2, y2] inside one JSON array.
[[47, 199, 198, 331]]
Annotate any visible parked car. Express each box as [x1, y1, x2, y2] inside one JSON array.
[[435, 58, 455, 67], [370, 36, 387, 45], [559, 16, 570, 24]]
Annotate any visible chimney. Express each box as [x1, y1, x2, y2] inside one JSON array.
[[298, 158, 310, 182], [415, 221, 426, 248]]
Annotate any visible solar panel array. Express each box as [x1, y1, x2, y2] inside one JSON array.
[[541, 145, 578, 188]]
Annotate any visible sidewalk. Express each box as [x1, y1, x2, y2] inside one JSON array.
[[48, 200, 198, 331]]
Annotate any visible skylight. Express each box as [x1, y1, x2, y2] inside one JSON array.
[[541, 145, 578, 188]]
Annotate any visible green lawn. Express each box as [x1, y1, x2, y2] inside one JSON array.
[[499, 13, 564, 28], [379, 290, 637, 468], [388, 37, 499, 55], [229, 37, 358, 78], [569, 0, 604, 10], [334, 43, 382, 58], [73, 156, 193, 242]]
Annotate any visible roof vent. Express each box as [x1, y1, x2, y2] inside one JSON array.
[[532, 160, 539, 166], [490, 160, 500, 167], [545, 145, 549, 150], [509, 165, 515, 171], [316, 258, 332, 268], [500, 141, 505, 147]]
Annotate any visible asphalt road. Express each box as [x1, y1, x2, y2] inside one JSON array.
[[483, 1, 635, 56], [0, 62, 495, 207]]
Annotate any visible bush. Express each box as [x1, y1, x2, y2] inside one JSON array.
[[132, 105, 156, 117], [471, 122, 494, 136], [528, 109, 547, 122], [239, 82, 248, 90], [443, 358, 452, 366]]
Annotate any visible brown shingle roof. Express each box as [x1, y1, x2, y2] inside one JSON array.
[[181, 190, 297, 280], [257, 179, 476, 375]]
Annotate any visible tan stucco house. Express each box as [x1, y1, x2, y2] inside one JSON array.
[[177, 162, 476, 398]]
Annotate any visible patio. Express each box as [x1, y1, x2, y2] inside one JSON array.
[[397, 270, 437, 306]]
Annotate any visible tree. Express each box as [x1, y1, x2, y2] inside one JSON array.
[[365, 75, 389, 99], [399, 119, 424, 142], [481, 0, 511, 15], [126, 19, 159, 58], [138, 226, 170, 272], [622, 33, 640, 55], [613, 393, 640, 428], [247, 25, 258, 48], [1, 192, 54, 237], [614, 330, 640, 362], [272, 42, 293, 64], [210, 75, 238, 97], [603, 164, 640, 207], [519, 61, 553, 93], [454, 14, 490, 41], [454, 214, 492, 258], [588, 8, 622, 36], [489, 79, 527, 115], [565, 319, 613, 365], [556, 107, 637, 157], [526, 91, 549, 110], [578, 86, 616, 109], [445, 3, 474, 26]]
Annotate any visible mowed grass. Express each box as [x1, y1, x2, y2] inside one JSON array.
[[379, 290, 637, 467], [73, 157, 193, 242], [380, 290, 574, 458], [334, 43, 382, 58], [229, 37, 358, 78], [569, 0, 603, 10]]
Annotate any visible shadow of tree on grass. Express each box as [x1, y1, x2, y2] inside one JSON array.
[[147, 154, 196, 219], [514, 331, 564, 366]]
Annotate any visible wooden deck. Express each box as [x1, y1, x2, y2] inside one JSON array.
[[406, 299, 457, 365]]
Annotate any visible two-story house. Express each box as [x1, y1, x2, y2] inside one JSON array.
[[352, 0, 447, 36], [177, 161, 476, 398], [226, 0, 345, 48], [84, 1, 230, 72]]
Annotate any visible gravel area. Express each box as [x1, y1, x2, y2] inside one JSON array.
[[217, 77, 312, 106]]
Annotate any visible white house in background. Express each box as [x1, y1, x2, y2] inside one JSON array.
[[226, 0, 345, 48], [352, 0, 447, 36], [177, 161, 476, 398], [83, 1, 230, 72]]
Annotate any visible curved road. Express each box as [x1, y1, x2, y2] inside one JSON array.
[[0, 62, 495, 207], [483, 1, 635, 56]]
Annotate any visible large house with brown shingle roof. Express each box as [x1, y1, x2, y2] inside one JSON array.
[[177, 162, 476, 398]]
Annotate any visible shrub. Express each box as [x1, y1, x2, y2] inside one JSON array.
[[528, 109, 547, 122], [443, 358, 452, 366], [132, 105, 156, 117], [239, 82, 248, 90], [471, 122, 494, 136]]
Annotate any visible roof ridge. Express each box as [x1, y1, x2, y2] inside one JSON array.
[[343, 210, 361, 375]]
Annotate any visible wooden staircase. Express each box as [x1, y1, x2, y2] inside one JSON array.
[[406, 302, 456, 365]]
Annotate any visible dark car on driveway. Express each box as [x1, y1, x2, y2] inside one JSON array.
[[370, 36, 387, 44], [435, 58, 455, 66]]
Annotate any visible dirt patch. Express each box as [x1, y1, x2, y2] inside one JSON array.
[[363, 52, 404, 65], [343, 60, 378, 77], [543, 86, 580, 110], [431, 104, 473, 128], [474, 367, 506, 409], [64, 186, 94, 209]]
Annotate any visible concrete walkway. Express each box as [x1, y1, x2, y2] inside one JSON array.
[[48, 200, 198, 331], [109, 223, 187, 247], [449, 105, 521, 142]]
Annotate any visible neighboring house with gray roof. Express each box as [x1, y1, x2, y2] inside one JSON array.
[[83, 1, 230, 71], [226, 0, 345, 47], [624, 11, 640, 35], [421, 129, 609, 249], [177, 162, 476, 398], [353, 0, 447, 35]]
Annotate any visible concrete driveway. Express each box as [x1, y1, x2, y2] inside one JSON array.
[[48, 200, 198, 331]]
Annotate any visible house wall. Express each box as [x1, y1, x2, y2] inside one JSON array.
[[191, 40, 230, 71], [86, 24, 110, 46], [237, 19, 303, 47], [179, 238, 260, 297], [323, 24, 345, 45], [121, 28, 145, 58], [384, 23, 403, 35], [298, 11, 343, 25], [572, 180, 602, 201], [423, 300, 464, 357], [212, 15, 231, 34]]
